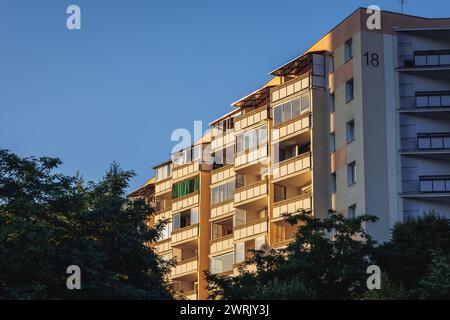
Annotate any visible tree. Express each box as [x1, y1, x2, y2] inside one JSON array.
[[418, 250, 450, 300], [206, 210, 378, 300], [374, 213, 450, 297], [361, 273, 408, 300], [0, 149, 172, 299]]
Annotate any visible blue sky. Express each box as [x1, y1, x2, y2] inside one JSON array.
[[1, 0, 449, 191]]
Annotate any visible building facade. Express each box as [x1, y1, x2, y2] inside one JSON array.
[[136, 8, 450, 299]]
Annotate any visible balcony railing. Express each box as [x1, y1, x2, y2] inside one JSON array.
[[272, 113, 311, 142], [234, 105, 269, 132], [401, 133, 450, 151], [171, 223, 199, 244], [171, 256, 198, 277], [172, 192, 199, 213], [272, 193, 312, 220], [234, 180, 268, 205], [155, 178, 172, 195], [210, 234, 234, 255], [419, 176, 450, 193], [235, 144, 268, 168], [273, 152, 311, 182], [413, 50, 450, 67], [400, 92, 450, 110], [233, 217, 268, 240]]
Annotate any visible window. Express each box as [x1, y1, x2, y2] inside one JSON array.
[[234, 209, 246, 227], [210, 253, 233, 274], [156, 163, 172, 181], [235, 172, 245, 189], [172, 176, 199, 199], [213, 118, 234, 136], [330, 133, 336, 152], [172, 145, 202, 168], [172, 207, 198, 231], [330, 93, 335, 112], [211, 217, 233, 240], [347, 162, 356, 185], [235, 125, 267, 154], [345, 39, 353, 62], [211, 181, 235, 205], [235, 242, 245, 264], [273, 94, 310, 126], [212, 146, 234, 169], [348, 204, 357, 219], [274, 184, 286, 203], [346, 79, 354, 102], [330, 173, 336, 194], [346, 120, 355, 143], [160, 222, 172, 240]]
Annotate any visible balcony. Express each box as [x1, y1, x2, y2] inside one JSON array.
[[155, 178, 172, 196], [401, 133, 450, 156], [235, 145, 268, 173], [272, 113, 311, 143], [171, 256, 198, 278], [154, 238, 171, 254], [272, 152, 311, 184], [183, 290, 198, 300], [400, 50, 450, 69], [210, 234, 234, 255], [211, 130, 235, 153], [211, 199, 234, 220], [172, 162, 210, 182], [171, 224, 199, 245], [211, 165, 234, 184], [402, 175, 450, 198], [272, 194, 312, 221], [172, 192, 199, 213], [234, 105, 269, 132], [400, 91, 450, 112], [233, 217, 268, 241], [234, 180, 268, 209]]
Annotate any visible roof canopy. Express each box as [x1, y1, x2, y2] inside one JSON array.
[[270, 50, 326, 77], [232, 77, 281, 108]]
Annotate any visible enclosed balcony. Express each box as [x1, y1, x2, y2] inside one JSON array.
[[234, 125, 269, 173], [171, 256, 198, 278], [272, 193, 312, 221], [171, 207, 199, 245], [233, 209, 268, 241], [272, 151, 311, 184], [172, 144, 212, 182], [234, 179, 268, 210], [271, 220, 298, 248], [210, 252, 234, 275], [234, 105, 269, 132]]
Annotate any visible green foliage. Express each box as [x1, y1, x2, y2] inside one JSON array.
[[418, 250, 450, 300], [374, 213, 450, 297], [206, 210, 378, 300], [361, 273, 408, 300], [0, 149, 172, 299]]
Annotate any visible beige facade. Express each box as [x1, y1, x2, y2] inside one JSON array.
[[141, 8, 450, 299]]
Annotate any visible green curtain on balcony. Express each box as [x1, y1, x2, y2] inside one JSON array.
[[172, 176, 199, 199]]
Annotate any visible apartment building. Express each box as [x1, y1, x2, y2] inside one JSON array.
[[131, 8, 450, 299]]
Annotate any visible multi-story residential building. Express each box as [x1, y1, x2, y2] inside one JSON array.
[[131, 8, 450, 299]]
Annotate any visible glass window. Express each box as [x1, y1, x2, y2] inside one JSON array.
[[258, 126, 267, 146], [236, 134, 244, 153], [255, 236, 266, 251], [234, 209, 246, 227], [418, 137, 431, 149], [429, 96, 441, 107], [274, 106, 282, 125], [420, 180, 433, 192], [348, 204, 356, 219], [345, 39, 353, 62], [301, 95, 310, 114], [348, 162, 356, 185], [346, 79, 354, 102], [210, 253, 233, 274], [235, 242, 245, 264], [282, 101, 292, 123], [274, 184, 286, 203], [190, 207, 198, 225], [415, 55, 427, 66], [442, 95, 450, 106], [416, 96, 429, 108], [292, 98, 301, 118], [235, 173, 245, 189], [346, 120, 355, 143], [330, 133, 336, 152]]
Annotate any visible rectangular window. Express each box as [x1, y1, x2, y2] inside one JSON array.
[[348, 204, 356, 219], [172, 207, 198, 231], [346, 119, 355, 143], [234, 209, 246, 227], [346, 79, 354, 103], [331, 173, 336, 193], [348, 162, 356, 185], [273, 94, 310, 126], [235, 172, 245, 189], [172, 176, 199, 199], [330, 133, 336, 152], [211, 217, 233, 240], [274, 184, 286, 203], [210, 252, 233, 274], [235, 242, 245, 264], [211, 181, 235, 205], [345, 39, 353, 62]]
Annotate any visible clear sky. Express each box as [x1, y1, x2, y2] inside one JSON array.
[[1, 0, 449, 191]]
